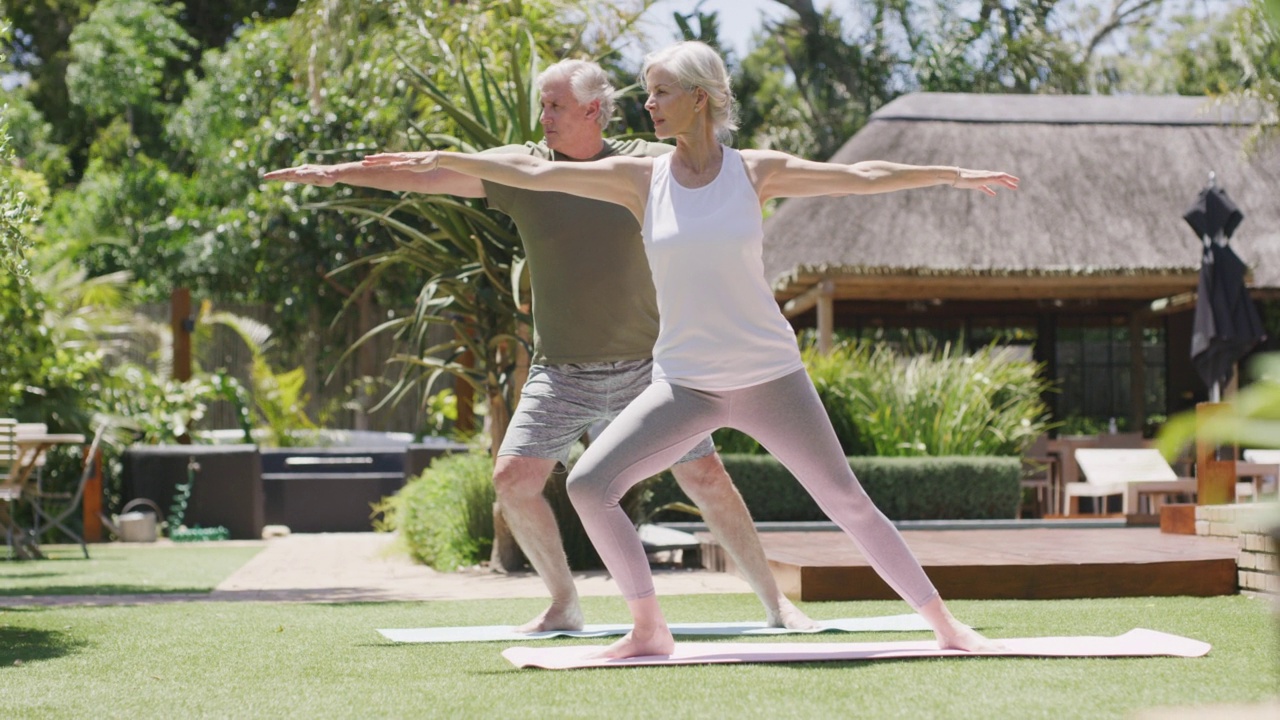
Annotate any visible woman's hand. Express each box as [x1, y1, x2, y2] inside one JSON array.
[[362, 151, 440, 173], [954, 169, 1019, 196]]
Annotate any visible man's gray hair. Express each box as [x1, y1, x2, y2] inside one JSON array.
[[535, 59, 617, 130]]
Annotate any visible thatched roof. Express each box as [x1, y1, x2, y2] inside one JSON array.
[[763, 93, 1280, 303]]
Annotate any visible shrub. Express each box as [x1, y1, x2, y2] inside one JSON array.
[[806, 341, 1052, 456], [375, 451, 496, 571], [379, 446, 653, 572], [647, 454, 1021, 521]]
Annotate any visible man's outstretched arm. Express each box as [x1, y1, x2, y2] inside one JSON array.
[[263, 160, 487, 198]]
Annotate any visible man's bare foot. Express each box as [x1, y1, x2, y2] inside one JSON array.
[[515, 602, 584, 633], [766, 597, 820, 630], [935, 623, 1007, 653], [588, 626, 675, 659]]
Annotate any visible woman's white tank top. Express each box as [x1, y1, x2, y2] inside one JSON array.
[[641, 146, 805, 390]]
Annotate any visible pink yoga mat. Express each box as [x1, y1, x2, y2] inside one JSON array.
[[502, 629, 1210, 670]]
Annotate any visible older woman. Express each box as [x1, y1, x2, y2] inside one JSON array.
[[365, 41, 1017, 660]]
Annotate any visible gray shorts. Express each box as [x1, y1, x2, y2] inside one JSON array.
[[498, 358, 716, 465]]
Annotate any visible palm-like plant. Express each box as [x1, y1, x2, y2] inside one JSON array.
[[806, 341, 1053, 457], [319, 26, 542, 456], [301, 1, 655, 454]]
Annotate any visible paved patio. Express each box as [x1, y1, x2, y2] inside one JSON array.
[[0, 532, 756, 607]]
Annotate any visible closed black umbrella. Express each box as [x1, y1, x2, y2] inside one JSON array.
[[1184, 182, 1266, 392]]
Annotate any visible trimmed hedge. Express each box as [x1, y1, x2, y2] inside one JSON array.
[[647, 454, 1021, 521]]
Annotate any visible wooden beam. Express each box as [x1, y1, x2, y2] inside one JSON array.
[[783, 279, 834, 319], [776, 273, 1200, 303], [1141, 291, 1198, 319]]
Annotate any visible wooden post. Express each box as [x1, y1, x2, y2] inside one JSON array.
[[816, 280, 834, 355], [489, 305, 534, 574], [171, 288, 192, 382], [454, 348, 475, 434], [1195, 402, 1236, 506], [1129, 315, 1146, 434], [489, 501, 525, 573], [82, 446, 103, 543], [512, 303, 531, 414], [171, 288, 193, 445]]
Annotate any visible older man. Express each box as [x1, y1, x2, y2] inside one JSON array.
[[264, 59, 812, 632]]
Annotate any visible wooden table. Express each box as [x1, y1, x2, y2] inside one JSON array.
[[2, 433, 84, 559]]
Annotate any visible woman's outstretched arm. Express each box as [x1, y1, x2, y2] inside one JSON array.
[[742, 149, 1018, 202], [362, 150, 651, 220]]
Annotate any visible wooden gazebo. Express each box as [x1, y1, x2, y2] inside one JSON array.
[[764, 93, 1280, 428]]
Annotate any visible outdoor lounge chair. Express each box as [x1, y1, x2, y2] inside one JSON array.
[[1066, 448, 1197, 516]]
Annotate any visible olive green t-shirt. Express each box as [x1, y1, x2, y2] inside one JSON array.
[[482, 139, 674, 365]]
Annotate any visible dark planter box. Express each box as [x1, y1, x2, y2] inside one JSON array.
[[123, 439, 469, 537], [261, 447, 404, 533], [122, 445, 264, 540], [260, 440, 469, 533]]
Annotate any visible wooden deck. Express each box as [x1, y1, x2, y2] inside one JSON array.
[[697, 528, 1239, 601]]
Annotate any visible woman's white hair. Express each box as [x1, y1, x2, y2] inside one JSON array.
[[640, 41, 739, 140], [535, 59, 617, 130]]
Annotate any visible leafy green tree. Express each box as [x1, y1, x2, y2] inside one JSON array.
[[1, 19, 38, 277], [1, 0, 299, 177], [162, 12, 421, 420], [735, 0, 1160, 160], [0, 88, 72, 189], [65, 0, 197, 135], [296, 0, 652, 450], [1226, 0, 1280, 150]]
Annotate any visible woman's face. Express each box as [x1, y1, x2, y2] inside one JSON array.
[[643, 65, 703, 139]]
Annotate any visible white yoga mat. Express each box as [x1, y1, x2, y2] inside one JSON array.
[[378, 614, 931, 644], [502, 629, 1210, 670]]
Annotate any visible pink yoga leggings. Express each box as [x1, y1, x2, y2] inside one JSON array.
[[567, 368, 940, 607]]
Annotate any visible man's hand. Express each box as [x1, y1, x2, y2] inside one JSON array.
[[263, 164, 340, 186]]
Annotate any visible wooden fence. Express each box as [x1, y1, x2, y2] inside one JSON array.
[[116, 300, 456, 434]]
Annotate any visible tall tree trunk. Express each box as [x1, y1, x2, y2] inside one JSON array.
[[354, 283, 376, 430], [488, 333, 525, 572]]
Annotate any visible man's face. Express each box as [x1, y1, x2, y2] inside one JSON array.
[[539, 77, 600, 150]]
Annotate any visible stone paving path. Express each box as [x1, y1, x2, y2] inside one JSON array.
[[213, 532, 752, 603], [1, 532, 753, 607]]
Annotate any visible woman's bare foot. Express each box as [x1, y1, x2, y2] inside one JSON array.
[[589, 625, 676, 659], [515, 602, 584, 633], [767, 596, 820, 630], [935, 623, 1007, 653], [917, 596, 1006, 652]]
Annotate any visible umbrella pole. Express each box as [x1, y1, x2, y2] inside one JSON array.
[[1196, 402, 1236, 506]]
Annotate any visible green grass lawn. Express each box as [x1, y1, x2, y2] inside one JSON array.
[[1, 594, 1275, 719], [0, 542, 264, 596]]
